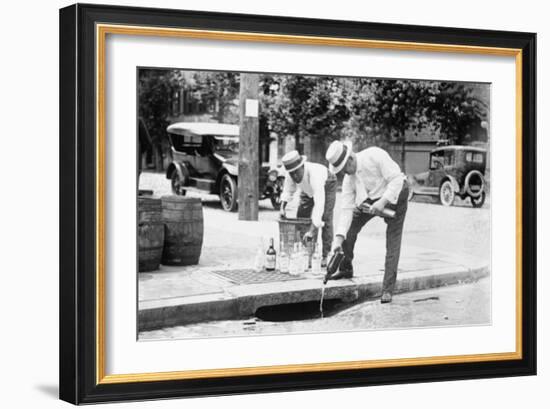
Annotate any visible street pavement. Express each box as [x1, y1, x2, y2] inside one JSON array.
[[140, 277, 491, 339], [139, 171, 490, 260], [138, 171, 491, 336]]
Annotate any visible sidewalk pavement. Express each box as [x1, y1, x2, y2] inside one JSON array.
[[138, 232, 489, 331]]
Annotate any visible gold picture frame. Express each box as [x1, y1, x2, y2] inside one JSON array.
[[60, 3, 536, 404]]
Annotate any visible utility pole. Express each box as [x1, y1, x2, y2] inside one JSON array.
[[238, 73, 260, 221]]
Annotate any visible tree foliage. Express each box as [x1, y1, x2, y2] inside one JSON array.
[[138, 69, 179, 145], [138, 69, 183, 170], [188, 72, 239, 122], [431, 82, 487, 144], [139, 68, 488, 171]]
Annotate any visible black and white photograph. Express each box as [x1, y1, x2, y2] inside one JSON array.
[[137, 68, 491, 340], [51, 2, 538, 405]]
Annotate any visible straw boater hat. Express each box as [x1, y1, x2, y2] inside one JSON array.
[[282, 150, 306, 172], [325, 140, 352, 174]]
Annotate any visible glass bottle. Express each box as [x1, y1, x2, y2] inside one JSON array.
[[311, 243, 322, 275], [265, 238, 277, 271], [279, 249, 289, 274], [289, 243, 299, 276], [253, 237, 265, 272], [297, 242, 306, 274]]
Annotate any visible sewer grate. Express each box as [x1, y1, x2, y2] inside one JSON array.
[[212, 269, 303, 285]]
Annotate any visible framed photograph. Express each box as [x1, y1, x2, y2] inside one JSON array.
[[59, 3, 536, 405]]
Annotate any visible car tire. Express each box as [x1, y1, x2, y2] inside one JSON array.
[[170, 171, 186, 196], [470, 191, 486, 208], [439, 180, 455, 206], [219, 174, 238, 212], [464, 170, 485, 198]]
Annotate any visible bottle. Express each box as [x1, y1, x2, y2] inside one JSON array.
[[279, 250, 289, 274], [297, 242, 307, 274], [300, 242, 308, 273], [311, 244, 322, 275], [265, 238, 276, 271], [253, 237, 265, 272], [289, 243, 299, 276], [324, 248, 345, 284], [360, 203, 395, 219], [305, 233, 315, 270]]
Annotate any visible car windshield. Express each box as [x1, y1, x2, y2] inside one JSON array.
[[212, 136, 239, 153]]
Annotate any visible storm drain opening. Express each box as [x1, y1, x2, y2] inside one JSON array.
[[255, 299, 347, 322]]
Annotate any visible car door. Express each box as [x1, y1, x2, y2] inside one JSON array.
[[189, 135, 215, 178], [177, 132, 202, 176], [426, 150, 446, 194]]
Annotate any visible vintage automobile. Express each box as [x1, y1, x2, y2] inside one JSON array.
[[407, 145, 487, 207], [165, 122, 284, 212]]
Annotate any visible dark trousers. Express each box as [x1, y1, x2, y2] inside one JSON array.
[[297, 174, 337, 258], [341, 181, 409, 293]]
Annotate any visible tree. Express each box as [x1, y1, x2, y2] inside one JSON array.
[[354, 79, 439, 172], [189, 72, 239, 123], [431, 82, 488, 145], [260, 75, 352, 162], [345, 79, 488, 172], [138, 69, 182, 171]]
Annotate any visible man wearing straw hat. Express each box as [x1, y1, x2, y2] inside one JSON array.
[[325, 141, 409, 303], [280, 150, 337, 266]]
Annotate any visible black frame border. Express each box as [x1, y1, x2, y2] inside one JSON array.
[[59, 3, 536, 404]]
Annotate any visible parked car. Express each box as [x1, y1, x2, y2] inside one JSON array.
[[407, 145, 487, 207], [165, 122, 284, 212]]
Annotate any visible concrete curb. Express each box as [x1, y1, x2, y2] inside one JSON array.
[[138, 265, 489, 332]]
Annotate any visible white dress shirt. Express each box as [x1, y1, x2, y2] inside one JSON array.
[[280, 162, 328, 228], [336, 147, 405, 237]]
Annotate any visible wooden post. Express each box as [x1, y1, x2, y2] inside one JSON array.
[[238, 73, 260, 221]]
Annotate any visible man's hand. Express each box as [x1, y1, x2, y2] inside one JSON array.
[[279, 202, 287, 219], [332, 235, 345, 253], [369, 198, 389, 216], [302, 229, 315, 245]]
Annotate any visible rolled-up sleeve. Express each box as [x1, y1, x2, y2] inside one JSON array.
[[280, 174, 297, 204], [310, 170, 326, 228], [336, 175, 356, 238], [377, 150, 404, 204]]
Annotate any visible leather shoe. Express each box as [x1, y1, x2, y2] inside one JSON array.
[[328, 269, 353, 280], [380, 291, 392, 304]]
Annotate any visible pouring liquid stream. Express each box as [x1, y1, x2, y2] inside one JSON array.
[[319, 284, 326, 319]]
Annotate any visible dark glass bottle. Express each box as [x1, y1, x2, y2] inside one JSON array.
[[265, 238, 277, 271]]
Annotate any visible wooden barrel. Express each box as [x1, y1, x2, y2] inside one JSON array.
[[138, 197, 164, 272], [161, 196, 204, 266]]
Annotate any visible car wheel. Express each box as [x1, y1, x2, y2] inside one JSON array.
[[464, 170, 485, 198], [170, 171, 186, 196], [470, 191, 486, 208], [220, 174, 238, 212], [439, 180, 455, 206]]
